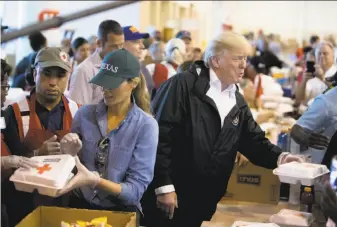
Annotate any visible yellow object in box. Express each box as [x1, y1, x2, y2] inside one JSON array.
[[61, 217, 113, 227], [16, 206, 136, 227]]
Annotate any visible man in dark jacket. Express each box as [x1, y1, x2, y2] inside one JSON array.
[[141, 31, 304, 227]]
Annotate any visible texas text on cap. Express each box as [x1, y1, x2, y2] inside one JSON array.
[[123, 26, 149, 41], [89, 48, 140, 90], [34, 47, 72, 72], [176, 30, 191, 40]]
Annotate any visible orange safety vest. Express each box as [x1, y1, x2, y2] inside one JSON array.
[[11, 94, 81, 141]]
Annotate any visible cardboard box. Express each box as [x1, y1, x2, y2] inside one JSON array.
[[224, 162, 280, 204], [16, 206, 136, 227]]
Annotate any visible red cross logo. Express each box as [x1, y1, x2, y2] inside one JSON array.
[[59, 52, 69, 63], [36, 164, 52, 174]]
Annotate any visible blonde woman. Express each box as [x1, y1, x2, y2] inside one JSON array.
[[58, 49, 159, 224]]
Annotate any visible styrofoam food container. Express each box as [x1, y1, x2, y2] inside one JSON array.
[[10, 154, 75, 197], [269, 209, 313, 227], [231, 221, 280, 227], [273, 162, 330, 186]]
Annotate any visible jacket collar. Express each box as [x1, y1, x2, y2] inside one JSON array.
[[189, 61, 246, 109]]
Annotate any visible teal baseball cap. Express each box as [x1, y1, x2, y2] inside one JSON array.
[[90, 49, 141, 89]]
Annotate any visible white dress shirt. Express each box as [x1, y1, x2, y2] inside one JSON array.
[[305, 64, 337, 101], [155, 68, 237, 195], [68, 50, 104, 105]]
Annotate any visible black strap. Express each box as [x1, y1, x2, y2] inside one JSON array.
[[322, 129, 337, 168]]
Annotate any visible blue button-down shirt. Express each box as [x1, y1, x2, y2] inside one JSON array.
[[297, 87, 337, 163], [71, 100, 158, 210]]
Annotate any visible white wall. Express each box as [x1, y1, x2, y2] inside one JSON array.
[[197, 1, 337, 46], [218, 1, 337, 40], [2, 1, 140, 63]]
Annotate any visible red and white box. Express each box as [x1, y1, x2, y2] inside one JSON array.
[[10, 154, 75, 197]]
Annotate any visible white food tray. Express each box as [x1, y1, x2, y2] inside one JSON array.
[[231, 221, 280, 227], [10, 154, 76, 197], [273, 167, 330, 186], [11, 173, 74, 197], [269, 209, 313, 227]]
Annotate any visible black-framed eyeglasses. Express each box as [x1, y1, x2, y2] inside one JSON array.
[[1, 84, 10, 92], [95, 137, 110, 178]]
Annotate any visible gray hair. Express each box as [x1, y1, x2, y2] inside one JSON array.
[[203, 31, 252, 68], [148, 41, 164, 56], [315, 41, 335, 59]]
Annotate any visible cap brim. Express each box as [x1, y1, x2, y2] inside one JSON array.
[[180, 36, 192, 41], [89, 71, 126, 90], [126, 33, 150, 41], [37, 61, 72, 72]]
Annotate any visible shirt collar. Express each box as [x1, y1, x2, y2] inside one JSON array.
[[92, 50, 103, 68], [325, 64, 337, 78], [209, 68, 236, 93]]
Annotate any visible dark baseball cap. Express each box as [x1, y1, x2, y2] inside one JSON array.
[[34, 47, 72, 72], [176, 30, 191, 40], [89, 48, 140, 89], [123, 26, 149, 41]]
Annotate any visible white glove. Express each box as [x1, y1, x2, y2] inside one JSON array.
[[327, 218, 336, 227], [1, 155, 40, 169], [60, 133, 82, 156], [278, 152, 305, 166], [56, 156, 100, 196]]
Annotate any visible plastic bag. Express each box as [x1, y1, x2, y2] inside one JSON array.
[[61, 217, 113, 227]]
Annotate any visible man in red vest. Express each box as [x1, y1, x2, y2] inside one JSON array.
[[2, 47, 81, 226]]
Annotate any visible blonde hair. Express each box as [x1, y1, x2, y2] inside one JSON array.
[[203, 31, 252, 67], [133, 73, 151, 114]]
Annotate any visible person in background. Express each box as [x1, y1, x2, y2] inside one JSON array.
[[69, 20, 124, 105], [88, 35, 98, 54], [310, 35, 320, 50], [12, 32, 47, 90], [291, 86, 337, 165], [146, 38, 186, 92], [176, 30, 192, 51], [123, 26, 149, 60], [191, 47, 202, 61], [1, 59, 11, 110], [151, 29, 162, 42], [1, 59, 39, 227], [141, 39, 155, 66], [61, 38, 72, 57], [297, 42, 336, 106], [71, 37, 90, 69], [57, 49, 158, 226], [142, 31, 303, 227], [66, 37, 90, 92], [122, 25, 153, 98], [176, 30, 193, 61], [255, 37, 284, 75], [2, 47, 81, 226], [148, 41, 166, 64]]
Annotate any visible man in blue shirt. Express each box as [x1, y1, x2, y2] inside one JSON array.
[[291, 86, 337, 165]]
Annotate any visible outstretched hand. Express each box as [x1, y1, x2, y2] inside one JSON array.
[[56, 156, 99, 196]]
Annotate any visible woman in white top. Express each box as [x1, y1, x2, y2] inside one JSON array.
[[65, 37, 90, 94]]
